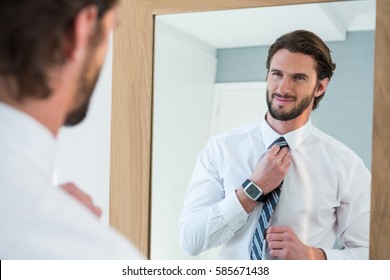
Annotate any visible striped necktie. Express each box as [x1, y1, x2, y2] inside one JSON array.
[[250, 136, 288, 260]]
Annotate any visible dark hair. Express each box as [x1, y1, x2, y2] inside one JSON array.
[[266, 30, 336, 110], [0, 0, 118, 101]]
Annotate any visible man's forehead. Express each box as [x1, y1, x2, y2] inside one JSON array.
[[269, 49, 317, 74]]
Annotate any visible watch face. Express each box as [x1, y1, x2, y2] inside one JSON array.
[[246, 184, 261, 198]]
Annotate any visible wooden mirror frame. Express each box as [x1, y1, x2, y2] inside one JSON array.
[[109, 0, 390, 259]]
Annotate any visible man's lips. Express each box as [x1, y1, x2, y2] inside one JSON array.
[[272, 94, 296, 104]]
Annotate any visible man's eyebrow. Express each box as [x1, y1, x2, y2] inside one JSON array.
[[292, 72, 309, 78], [270, 68, 310, 78]]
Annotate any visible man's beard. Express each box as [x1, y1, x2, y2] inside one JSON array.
[[64, 55, 101, 126], [266, 89, 315, 121]]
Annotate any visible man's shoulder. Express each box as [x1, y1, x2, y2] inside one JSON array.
[[210, 120, 261, 143], [311, 126, 363, 162], [0, 180, 144, 259]]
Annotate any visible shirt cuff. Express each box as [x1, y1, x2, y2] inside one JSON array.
[[321, 249, 344, 260], [218, 190, 250, 232]]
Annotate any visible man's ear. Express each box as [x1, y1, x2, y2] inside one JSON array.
[[314, 78, 330, 98], [66, 5, 99, 62]]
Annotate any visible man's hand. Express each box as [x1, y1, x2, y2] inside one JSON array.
[[266, 226, 326, 260], [250, 145, 292, 194], [59, 182, 102, 218]]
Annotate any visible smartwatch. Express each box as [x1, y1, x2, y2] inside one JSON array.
[[242, 179, 266, 202]]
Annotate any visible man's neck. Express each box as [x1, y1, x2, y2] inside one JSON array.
[[265, 111, 311, 135], [0, 94, 65, 137]]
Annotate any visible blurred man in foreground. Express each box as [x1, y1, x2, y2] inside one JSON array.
[[0, 0, 143, 259]]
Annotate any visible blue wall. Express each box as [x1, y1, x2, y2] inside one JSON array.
[[215, 31, 375, 168]]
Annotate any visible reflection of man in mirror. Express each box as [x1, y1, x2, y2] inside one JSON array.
[[0, 0, 143, 259], [179, 30, 370, 260]]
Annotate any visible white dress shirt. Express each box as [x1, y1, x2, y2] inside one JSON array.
[[179, 118, 370, 260], [0, 102, 144, 259]]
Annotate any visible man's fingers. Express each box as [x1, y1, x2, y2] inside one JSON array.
[[267, 145, 282, 156], [268, 240, 284, 249], [61, 183, 92, 202], [266, 233, 284, 242], [269, 248, 287, 258], [89, 204, 102, 217], [59, 182, 102, 218], [266, 226, 293, 234]]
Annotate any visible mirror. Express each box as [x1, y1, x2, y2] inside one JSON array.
[[110, 0, 390, 260], [151, 0, 376, 259]]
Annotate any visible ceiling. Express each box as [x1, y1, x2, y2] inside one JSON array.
[[157, 0, 376, 49]]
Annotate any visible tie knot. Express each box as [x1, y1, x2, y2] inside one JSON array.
[[268, 137, 288, 149]]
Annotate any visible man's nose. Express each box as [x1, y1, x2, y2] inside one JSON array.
[[277, 77, 293, 94]]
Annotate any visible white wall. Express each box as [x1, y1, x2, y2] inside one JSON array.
[[151, 21, 217, 259], [55, 35, 113, 226]]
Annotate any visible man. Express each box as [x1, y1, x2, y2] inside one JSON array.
[[0, 0, 143, 259], [179, 30, 370, 260]]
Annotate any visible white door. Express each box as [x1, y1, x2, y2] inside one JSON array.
[[210, 82, 268, 137]]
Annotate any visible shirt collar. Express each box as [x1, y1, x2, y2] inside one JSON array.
[[0, 102, 57, 179], [260, 116, 313, 151]]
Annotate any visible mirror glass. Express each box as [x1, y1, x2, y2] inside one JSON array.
[[151, 0, 376, 260]]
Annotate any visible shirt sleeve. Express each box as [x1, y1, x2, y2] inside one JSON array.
[[178, 138, 250, 256], [323, 156, 371, 260]]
